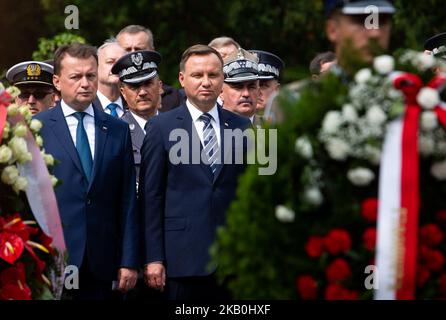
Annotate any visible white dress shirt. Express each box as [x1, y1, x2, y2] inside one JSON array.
[[97, 90, 125, 118], [61, 100, 96, 160], [186, 99, 221, 148], [130, 110, 152, 134]]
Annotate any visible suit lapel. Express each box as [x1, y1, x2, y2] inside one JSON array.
[[49, 104, 85, 177], [213, 106, 231, 183], [89, 104, 108, 189], [125, 112, 145, 150]]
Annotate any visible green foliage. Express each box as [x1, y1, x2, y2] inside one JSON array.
[[32, 32, 87, 61]]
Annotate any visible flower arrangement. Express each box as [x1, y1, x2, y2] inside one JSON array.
[[211, 50, 446, 299], [0, 85, 62, 300]]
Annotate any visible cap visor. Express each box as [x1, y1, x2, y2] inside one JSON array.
[[342, 1, 395, 15], [224, 74, 259, 83], [14, 81, 54, 87]]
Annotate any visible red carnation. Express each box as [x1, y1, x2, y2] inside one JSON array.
[[296, 275, 318, 300], [324, 283, 358, 300], [325, 258, 352, 283], [420, 224, 444, 247], [361, 198, 378, 222], [417, 266, 430, 287], [324, 229, 352, 255], [305, 236, 325, 258], [363, 227, 377, 251], [438, 274, 446, 295]]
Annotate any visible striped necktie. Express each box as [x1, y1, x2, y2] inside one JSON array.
[[199, 113, 219, 175]]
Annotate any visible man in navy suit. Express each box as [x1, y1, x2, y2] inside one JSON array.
[[35, 43, 140, 300], [139, 44, 252, 300]]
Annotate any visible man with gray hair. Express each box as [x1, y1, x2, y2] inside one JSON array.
[[208, 36, 240, 60], [116, 25, 185, 112], [94, 38, 127, 117]]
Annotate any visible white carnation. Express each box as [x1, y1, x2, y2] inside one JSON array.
[[35, 135, 43, 147], [325, 138, 350, 161], [12, 123, 27, 137], [419, 135, 435, 156], [8, 136, 32, 164], [347, 167, 375, 186], [420, 111, 438, 131], [13, 176, 28, 193], [365, 145, 381, 165], [42, 152, 55, 166], [295, 137, 313, 159], [50, 175, 58, 187], [29, 119, 43, 132], [417, 87, 440, 109], [18, 105, 32, 121], [342, 104, 358, 122], [431, 161, 446, 180], [366, 105, 387, 126], [1, 165, 19, 185], [416, 52, 436, 70], [0, 145, 13, 163], [304, 187, 323, 206], [322, 111, 343, 134], [7, 103, 19, 117], [373, 55, 395, 74], [354, 68, 372, 84], [2, 121, 10, 140], [6, 86, 20, 99], [275, 205, 295, 223]]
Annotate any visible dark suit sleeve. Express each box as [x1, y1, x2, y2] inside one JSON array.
[[119, 125, 140, 268], [139, 118, 167, 264]]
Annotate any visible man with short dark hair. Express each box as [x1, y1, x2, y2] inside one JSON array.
[[35, 43, 140, 300], [6, 60, 56, 114], [309, 51, 337, 78], [139, 44, 251, 300]]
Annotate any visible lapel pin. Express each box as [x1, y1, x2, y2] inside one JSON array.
[[129, 123, 135, 130], [224, 122, 229, 127], [102, 126, 108, 131]]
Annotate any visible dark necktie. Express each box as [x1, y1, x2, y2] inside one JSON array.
[[106, 103, 119, 118], [199, 113, 219, 175], [73, 112, 93, 181]]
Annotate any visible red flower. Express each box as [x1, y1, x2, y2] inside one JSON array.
[[420, 247, 445, 272], [305, 236, 325, 258], [324, 229, 351, 255], [325, 258, 352, 283], [420, 224, 444, 247], [361, 198, 378, 222], [324, 283, 358, 300], [417, 266, 430, 287], [438, 274, 446, 295], [0, 263, 31, 300], [296, 275, 318, 300], [363, 227, 377, 251], [0, 232, 25, 264]]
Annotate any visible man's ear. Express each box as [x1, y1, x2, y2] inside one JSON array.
[[325, 18, 339, 44], [53, 75, 60, 91], [158, 79, 164, 95], [178, 72, 185, 88]]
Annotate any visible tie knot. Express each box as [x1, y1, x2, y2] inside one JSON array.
[[73, 112, 87, 122], [107, 103, 118, 111], [199, 113, 213, 125]]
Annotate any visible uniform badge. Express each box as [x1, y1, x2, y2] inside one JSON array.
[[129, 123, 135, 130], [131, 53, 143, 68], [26, 64, 41, 77]]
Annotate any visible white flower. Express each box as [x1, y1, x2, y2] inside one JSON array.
[[1, 165, 19, 185], [0, 145, 13, 163], [6, 86, 20, 99], [35, 135, 43, 147], [416, 52, 436, 70], [7, 103, 19, 117], [29, 119, 43, 132], [13, 176, 28, 193], [295, 137, 313, 159], [354, 68, 372, 84], [322, 111, 343, 134], [12, 123, 27, 137], [347, 167, 375, 186], [419, 135, 435, 156], [18, 105, 32, 121], [275, 205, 295, 223], [342, 104, 358, 122], [365, 145, 381, 165], [438, 141, 446, 154], [417, 87, 440, 109], [431, 161, 446, 180], [420, 111, 438, 131], [0, 82, 4, 91], [1, 121, 10, 140], [42, 152, 55, 166], [366, 105, 387, 126], [325, 138, 350, 161], [8, 136, 32, 164], [304, 187, 323, 206], [50, 175, 58, 187], [374, 55, 395, 74]]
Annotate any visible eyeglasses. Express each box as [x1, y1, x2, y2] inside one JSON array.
[[18, 91, 53, 100]]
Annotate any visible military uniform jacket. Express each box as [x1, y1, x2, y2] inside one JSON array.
[[121, 111, 145, 182]]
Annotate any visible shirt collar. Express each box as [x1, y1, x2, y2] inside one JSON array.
[[186, 99, 219, 123], [96, 90, 124, 110], [130, 111, 150, 132], [61, 99, 95, 118]]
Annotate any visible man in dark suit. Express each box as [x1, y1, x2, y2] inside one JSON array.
[[93, 38, 127, 118], [111, 50, 163, 183], [139, 44, 251, 300], [116, 24, 186, 112], [35, 43, 140, 300]]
